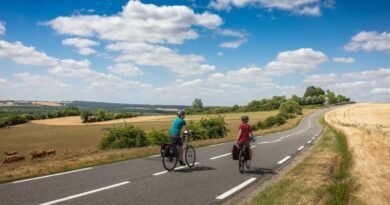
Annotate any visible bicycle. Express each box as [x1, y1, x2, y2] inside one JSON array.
[[161, 130, 196, 171], [238, 136, 256, 173]]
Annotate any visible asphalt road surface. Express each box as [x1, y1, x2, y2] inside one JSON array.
[[0, 109, 326, 205]]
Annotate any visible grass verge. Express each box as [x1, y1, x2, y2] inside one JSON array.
[[245, 118, 354, 205]]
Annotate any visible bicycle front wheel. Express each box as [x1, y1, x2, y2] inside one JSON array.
[[185, 145, 196, 168], [162, 146, 178, 171]]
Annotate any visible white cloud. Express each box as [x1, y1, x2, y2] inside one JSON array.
[[14, 72, 72, 89], [106, 42, 215, 76], [0, 21, 5, 35], [217, 28, 248, 48], [45, 1, 222, 45], [217, 52, 223, 56], [62, 38, 99, 55], [265, 48, 327, 75], [370, 88, 390, 94], [333, 57, 355, 64], [209, 0, 324, 16], [304, 67, 390, 101], [344, 31, 390, 53], [0, 40, 58, 67], [107, 63, 144, 76]]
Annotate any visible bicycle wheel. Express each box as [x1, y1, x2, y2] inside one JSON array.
[[185, 145, 196, 168], [245, 159, 251, 169], [238, 150, 246, 173], [162, 146, 177, 171]]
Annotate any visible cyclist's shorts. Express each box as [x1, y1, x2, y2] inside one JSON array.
[[238, 141, 250, 148], [170, 135, 183, 146]]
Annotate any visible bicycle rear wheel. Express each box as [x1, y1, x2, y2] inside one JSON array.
[[162, 146, 177, 171], [238, 150, 246, 173], [185, 145, 196, 168]]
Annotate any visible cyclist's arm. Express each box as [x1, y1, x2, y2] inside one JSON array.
[[236, 129, 242, 141]]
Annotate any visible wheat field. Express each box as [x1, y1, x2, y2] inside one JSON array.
[[325, 103, 390, 204]]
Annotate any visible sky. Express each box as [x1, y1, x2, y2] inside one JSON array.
[[0, 0, 389, 106]]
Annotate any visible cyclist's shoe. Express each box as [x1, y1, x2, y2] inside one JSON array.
[[179, 160, 186, 166]]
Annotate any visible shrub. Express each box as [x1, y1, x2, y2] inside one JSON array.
[[188, 115, 229, 140], [147, 129, 170, 145], [279, 100, 302, 115], [99, 123, 148, 149]]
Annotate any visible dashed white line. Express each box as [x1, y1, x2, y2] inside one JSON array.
[[277, 156, 291, 164], [174, 162, 199, 170], [257, 139, 281, 144], [12, 167, 93, 184], [216, 177, 257, 200], [153, 171, 168, 176], [297, 146, 304, 151], [148, 154, 160, 158], [307, 140, 312, 144], [312, 137, 315, 140], [251, 145, 256, 149], [210, 153, 231, 160], [39, 181, 130, 205]]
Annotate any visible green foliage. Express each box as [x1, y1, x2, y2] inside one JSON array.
[[81, 110, 92, 123], [99, 123, 148, 149], [326, 90, 338, 105], [192, 98, 203, 110], [279, 100, 302, 115], [147, 129, 170, 145], [304, 86, 325, 97], [81, 108, 139, 123], [187, 115, 229, 140], [95, 108, 106, 121]]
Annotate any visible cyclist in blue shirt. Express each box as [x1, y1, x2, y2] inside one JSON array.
[[169, 110, 188, 166]]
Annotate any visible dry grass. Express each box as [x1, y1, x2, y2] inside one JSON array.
[[246, 121, 341, 205], [0, 109, 317, 183], [325, 103, 390, 204]]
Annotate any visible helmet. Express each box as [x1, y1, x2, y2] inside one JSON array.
[[177, 110, 186, 117], [240, 115, 249, 122]]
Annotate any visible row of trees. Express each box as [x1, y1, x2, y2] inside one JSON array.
[[81, 108, 139, 123], [186, 86, 351, 115]]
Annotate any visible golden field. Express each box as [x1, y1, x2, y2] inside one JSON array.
[[325, 103, 390, 204]]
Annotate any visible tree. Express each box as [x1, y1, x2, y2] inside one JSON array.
[[304, 86, 325, 97], [81, 110, 92, 123], [95, 108, 106, 121], [192, 98, 203, 110], [326, 90, 337, 105]]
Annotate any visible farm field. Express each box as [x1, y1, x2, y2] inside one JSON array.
[[325, 103, 390, 204], [0, 109, 317, 182]]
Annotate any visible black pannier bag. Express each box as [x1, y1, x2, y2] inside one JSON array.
[[232, 145, 239, 160]]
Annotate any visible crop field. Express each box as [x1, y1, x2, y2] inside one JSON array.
[[325, 103, 390, 204]]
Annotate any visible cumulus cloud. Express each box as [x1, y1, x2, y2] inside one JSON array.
[[333, 57, 355, 64], [0, 21, 5, 35], [107, 63, 144, 76], [45, 1, 222, 44], [304, 68, 390, 101], [0, 40, 58, 67], [208, 0, 326, 16], [344, 31, 390, 53], [62, 38, 99, 55], [370, 88, 390, 94], [14, 72, 72, 89], [265, 48, 327, 75], [106, 42, 215, 76], [217, 29, 248, 48]]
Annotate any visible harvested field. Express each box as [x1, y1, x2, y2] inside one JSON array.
[[325, 103, 390, 204]]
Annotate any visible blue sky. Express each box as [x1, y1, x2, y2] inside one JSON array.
[[0, 0, 389, 105]]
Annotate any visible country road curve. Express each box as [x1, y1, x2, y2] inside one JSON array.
[[0, 109, 327, 205]]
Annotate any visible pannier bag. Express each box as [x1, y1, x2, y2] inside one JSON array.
[[245, 147, 252, 160], [232, 145, 239, 160], [160, 144, 170, 157]]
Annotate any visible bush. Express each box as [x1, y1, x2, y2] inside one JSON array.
[[279, 100, 302, 115], [188, 115, 229, 140], [99, 123, 148, 149], [147, 129, 170, 145]]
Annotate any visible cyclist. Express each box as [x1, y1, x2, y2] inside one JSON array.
[[169, 110, 189, 166], [236, 115, 253, 153]]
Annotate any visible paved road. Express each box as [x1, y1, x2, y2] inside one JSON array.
[[0, 110, 326, 205]]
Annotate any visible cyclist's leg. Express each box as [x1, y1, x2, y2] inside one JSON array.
[[177, 137, 184, 162], [170, 135, 184, 162]]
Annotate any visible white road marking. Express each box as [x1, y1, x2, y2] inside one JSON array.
[[12, 167, 93, 184], [210, 153, 231, 160], [216, 177, 257, 200], [148, 154, 160, 158], [39, 181, 130, 205], [297, 146, 304, 151], [208, 142, 227, 147], [307, 140, 312, 144], [174, 162, 199, 170], [282, 114, 315, 139], [277, 156, 291, 164], [315, 128, 323, 136], [251, 145, 256, 149], [153, 171, 168, 176], [257, 139, 281, 144], [312, 137, 315, 140]]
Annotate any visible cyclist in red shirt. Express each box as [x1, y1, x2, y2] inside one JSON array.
[[236, 115, 253, 148]]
